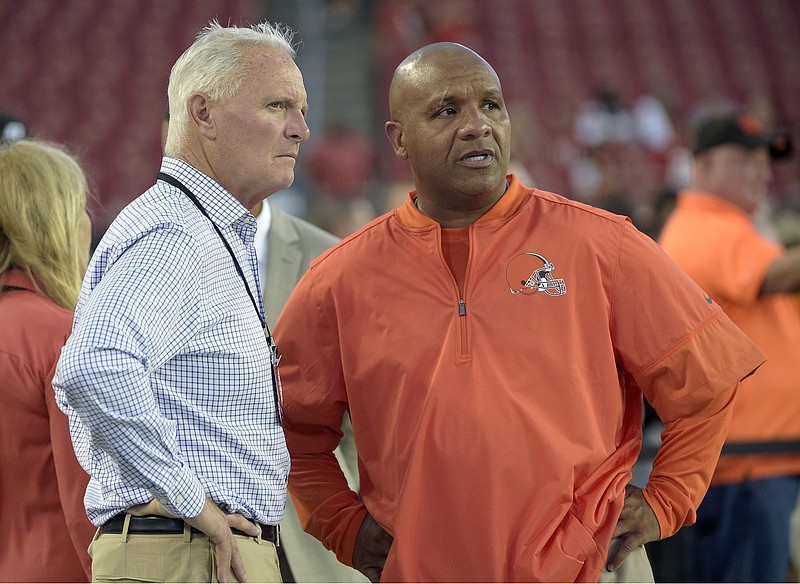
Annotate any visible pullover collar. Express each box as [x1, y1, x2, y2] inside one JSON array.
[[396, 174, 529, 228]]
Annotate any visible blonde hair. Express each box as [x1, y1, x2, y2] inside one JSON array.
[[165, 19, 297, 155], [0, 139, 88, 309]]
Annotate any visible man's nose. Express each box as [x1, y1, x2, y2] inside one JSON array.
[[457, 108, 492, 140], [287, 110, 310, 142]]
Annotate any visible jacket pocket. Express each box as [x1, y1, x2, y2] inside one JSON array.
[[513, 509, 599, 582]]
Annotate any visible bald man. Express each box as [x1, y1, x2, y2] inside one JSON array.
[[274, 43, 765, 582]]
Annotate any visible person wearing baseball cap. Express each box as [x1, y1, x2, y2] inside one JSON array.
[[692, 112, 793, 160], [660, 112, 800, 582]]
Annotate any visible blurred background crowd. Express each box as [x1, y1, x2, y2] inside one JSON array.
[[2, 0, 800, 581], [2, 0, 799, 245]]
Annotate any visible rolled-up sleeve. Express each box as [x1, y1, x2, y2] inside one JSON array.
[[610, 221, 766, 537], [54, 226, 207, 519]]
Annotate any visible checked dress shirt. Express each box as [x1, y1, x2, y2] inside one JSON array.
[[54, 157, 288, 527]]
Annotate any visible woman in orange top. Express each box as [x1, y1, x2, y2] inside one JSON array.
[[0, 139, 95, 581]]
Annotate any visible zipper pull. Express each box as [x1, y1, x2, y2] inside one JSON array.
[[459, 299, 466, 316]]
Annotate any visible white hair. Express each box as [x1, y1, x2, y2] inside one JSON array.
[[165, 19, 297, 155]]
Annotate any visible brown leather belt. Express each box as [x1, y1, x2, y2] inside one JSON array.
[[101, 513, 278, 543]]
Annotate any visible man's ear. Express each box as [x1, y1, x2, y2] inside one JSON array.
[[385, 121, 408, 160], [188, 93, 215, 140]]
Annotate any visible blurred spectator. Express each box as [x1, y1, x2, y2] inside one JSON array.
[[573, 85, 635, 149], [664, 145, 692, 192], [659, 112, 799, 582], [0, 138, 95, 581], [571, 85, 651, 226], [568, 153, 603, 201], [633, 93, 676, 153], [0, 112, 29, 142]]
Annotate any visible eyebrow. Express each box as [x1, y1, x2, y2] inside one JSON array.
[[264, 94, 308, 109], [482, 88, 504, 102], [427, 88, 504, 111]]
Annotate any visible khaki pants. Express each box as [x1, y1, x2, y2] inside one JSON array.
[[598, 539, 654, 583], [89, 521, 281, 583]]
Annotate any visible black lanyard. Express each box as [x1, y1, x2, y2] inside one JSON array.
[[157, 171, 265, 331], [157, 171, 282, 424]]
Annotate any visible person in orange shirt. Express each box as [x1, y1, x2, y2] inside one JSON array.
[[274, 43, 765, 583], [0, 138, 95, 581], [659, 112, 799, 582]]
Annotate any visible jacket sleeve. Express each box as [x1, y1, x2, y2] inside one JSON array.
[[275, 268, 367, 566], [610, 221, 766, 537], [637, 316, 763, 537]]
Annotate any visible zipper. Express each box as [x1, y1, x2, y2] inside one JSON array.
[[458, 298, 469, 359], [458, 298, 468, 358], [438, 227, 472, 359]]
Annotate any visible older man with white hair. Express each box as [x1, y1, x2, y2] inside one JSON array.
[[55, 20, 310, 583]]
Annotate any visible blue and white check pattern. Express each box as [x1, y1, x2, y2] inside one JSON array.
[[54, 157, 289, 526]]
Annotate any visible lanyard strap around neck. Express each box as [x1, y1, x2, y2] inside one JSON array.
[[156, 171, 267, 332]]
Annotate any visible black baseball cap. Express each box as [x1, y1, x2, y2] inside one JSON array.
[[692, 113, 793, 159]]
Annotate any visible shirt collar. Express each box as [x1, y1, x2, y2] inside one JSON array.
[[677, 189, 752, 219], [1, 268, 37, 291], [395, 174, 531, 228], [253, 202, 272, 291], [254, 200, 273, 235], [159, 157, 252, 231]]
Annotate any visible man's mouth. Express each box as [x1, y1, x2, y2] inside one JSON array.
[[458, 151, 494, 168]]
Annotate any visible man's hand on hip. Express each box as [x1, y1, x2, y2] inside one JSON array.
[[353, 512, 394, 583], [187, 497, 261, 583], [130, 497, 256, 583], [607, 485, 661, 572]]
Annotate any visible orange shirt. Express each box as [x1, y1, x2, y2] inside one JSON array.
[[0, 269, 94, 581], [276, 177, 764, 582], [659, 191, 800, 484], [440, 226, 470, 294]]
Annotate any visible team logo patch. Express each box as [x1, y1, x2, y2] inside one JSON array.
[[506, 252, 566, 296]]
